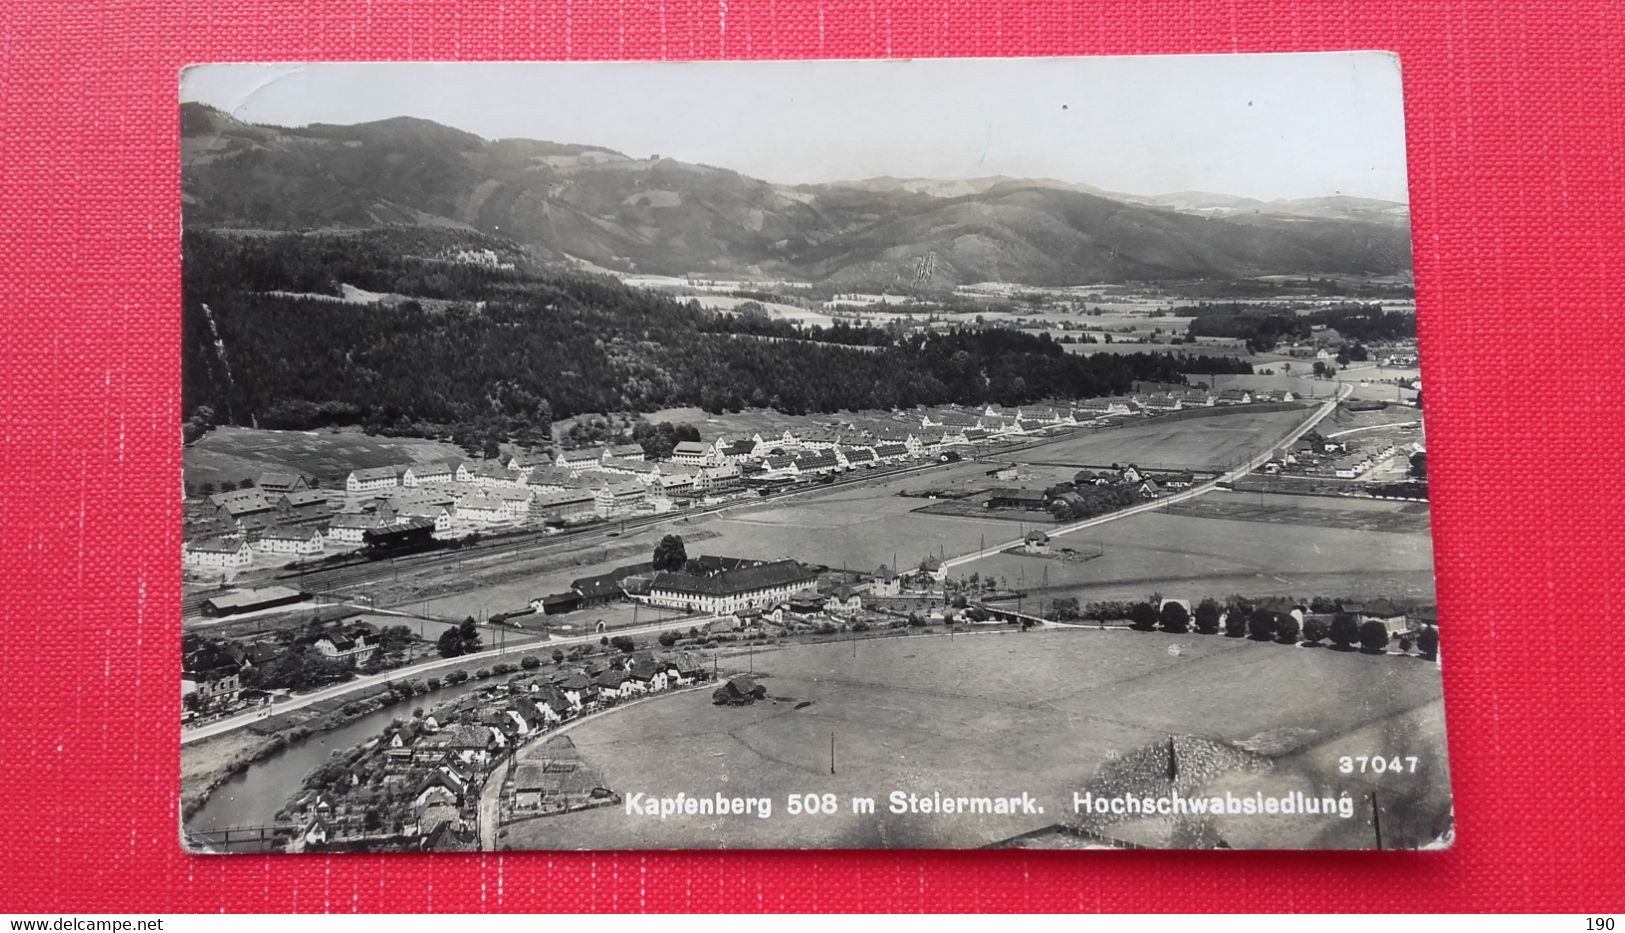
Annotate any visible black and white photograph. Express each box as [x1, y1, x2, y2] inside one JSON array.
[[178, 54, 1449, 853]]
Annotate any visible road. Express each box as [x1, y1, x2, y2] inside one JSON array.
[[180, 610, 718, 744], [183, 399, 1345, 743], [942, 385, 1351, 571], [193, 421, 1145, 615]]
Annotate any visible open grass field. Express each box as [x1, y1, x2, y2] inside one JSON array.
[[184, 426, 467, 488], [502, 630, 1448, 850], [691, 295, 837, 328], [688, 462, 1018, 572], [1161, 491, 1433, 534], [965, 501, 1436, 604], [1018, 407, 1312, 472]]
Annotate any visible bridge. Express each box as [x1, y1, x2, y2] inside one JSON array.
[[184, 823, 291, 852]]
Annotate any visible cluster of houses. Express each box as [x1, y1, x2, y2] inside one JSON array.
[[290, 649, 715, 852], [181, 615, 385, 719], [1261, 433, 1421, 482], [986, 463, 1200, 513]]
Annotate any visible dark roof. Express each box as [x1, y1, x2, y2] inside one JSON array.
[[988, 487, 1046, 502], [650, 559, 816, 598]]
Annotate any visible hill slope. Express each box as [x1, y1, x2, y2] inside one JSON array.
[[180, 103, 1412, 286]]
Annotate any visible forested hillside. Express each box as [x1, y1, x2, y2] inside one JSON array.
[[182, 229, 1249, 439]]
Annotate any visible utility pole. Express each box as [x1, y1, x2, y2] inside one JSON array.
[[1370, 791, 1383, 850]]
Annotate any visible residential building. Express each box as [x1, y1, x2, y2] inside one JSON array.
[[183, 535, 253, 570], [345, 466, 400, 493], [314, 625, 376, 667], [402, 461, 460, 486], [644, 559, 818, 615], [670, 440, 711, 465], [257, 524, 324, 556], [257, 472, 311, 495]]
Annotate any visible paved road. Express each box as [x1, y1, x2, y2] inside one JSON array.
[[180, 612, 717, 744], [942, 386, 1352, 571]]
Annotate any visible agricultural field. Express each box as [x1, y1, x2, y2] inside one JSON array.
[[686, 462, 1023, 572], [183, 425, 467, 490], [1017, 407, 1313, 472], [503, 630, 1448, 850], [963, 499, 1436, 604], [690, 295, 837, 328], [1161, 491, 1432, 534]]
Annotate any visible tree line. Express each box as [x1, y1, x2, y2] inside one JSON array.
[[182, 228, 1251, 435]]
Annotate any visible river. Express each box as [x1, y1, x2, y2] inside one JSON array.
[[185, 677, 495, 845]]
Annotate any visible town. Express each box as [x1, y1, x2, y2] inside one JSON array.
[[179, 70, 1445, 852]]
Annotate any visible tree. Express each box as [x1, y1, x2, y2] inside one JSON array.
[[1302, 616, 1331, 645], [1193, 598, 1222, 635], [652, 534, 688, 572], [657, 631, 678, 647], [1275, 615, 1301, 645], [1159, 601, 1190, 633], [1409, 452, 1427, 480], [1048, 597, 1080, 622], [1359, 621, 1391, 654], [1128, 601, 1160, 632], [1248, 612, 1277, 641], [436, 626, 464, 659], [520, 655, 541, 670], [551, 649, 565, 663], [1330, 612, 1360, 650], [1417, 626, 1440, 661], [1224, 605, 1249, 638]]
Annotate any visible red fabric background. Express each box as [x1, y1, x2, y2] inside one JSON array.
[[1, 0, 1622, 913]]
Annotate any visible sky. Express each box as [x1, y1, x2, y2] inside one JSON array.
[[180, 54, 1410, 203]]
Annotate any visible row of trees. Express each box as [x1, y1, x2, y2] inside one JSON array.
[[1119, 598, 1439, 659]]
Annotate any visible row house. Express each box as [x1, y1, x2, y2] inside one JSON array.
[[793, 449, 840, 475], [670, 440, 713, 465], [314, 624, 376, 667], [1075, 397, 1136, 418], [396, 503, 455, 534], [555, 447, 608, 469], [345, 466, 400, 493], [326, 511, 384, 545], [401, 461, 461, 486], [257, 524, 325, 556], [463, 459, 528, 488], [183, 535, 254, 570], [526, 465, 583, 493], [644, 559, 820, 615], [594, 481, 646, 519], [533, 490, 598, 524], [455, 491, 509, 524]]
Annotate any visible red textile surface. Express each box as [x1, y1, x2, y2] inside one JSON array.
[[1, 0, 1622, 913]]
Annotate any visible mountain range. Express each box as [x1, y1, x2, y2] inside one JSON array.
[[180, 103, 1413, 287]]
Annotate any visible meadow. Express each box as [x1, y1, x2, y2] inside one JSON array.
[[965, 500, 1437, 604], [1019, 407, 1313, 471], [503, 630, 1449, 850]]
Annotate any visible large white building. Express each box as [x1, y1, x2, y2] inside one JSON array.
[[346, 466, 400, 493], [257, 525, 324, 556], [183, 536, 254, 570], [644, 560, 818, 615]]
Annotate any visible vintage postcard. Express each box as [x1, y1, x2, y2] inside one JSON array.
[[179, 54, 1449, 852]]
